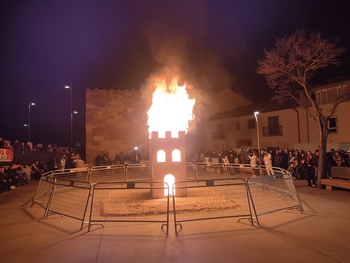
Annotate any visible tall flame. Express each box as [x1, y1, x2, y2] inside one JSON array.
[[147, 77, 195, 135]]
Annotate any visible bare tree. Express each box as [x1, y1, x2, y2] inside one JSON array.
[[257, 29, 345, 188]]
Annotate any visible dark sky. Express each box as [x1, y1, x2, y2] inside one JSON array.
[[1, 0, 350, 147]]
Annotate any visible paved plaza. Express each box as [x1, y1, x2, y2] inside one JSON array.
[[1, 179, 350, 263]]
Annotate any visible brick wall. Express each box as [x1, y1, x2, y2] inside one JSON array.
[[86, 89, 149, 165]]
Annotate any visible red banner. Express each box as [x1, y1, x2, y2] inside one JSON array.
[[0, 148, 13, 162]]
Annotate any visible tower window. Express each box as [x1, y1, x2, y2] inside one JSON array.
[[172, 149, 181, 162], [157, 150, 166, 162]]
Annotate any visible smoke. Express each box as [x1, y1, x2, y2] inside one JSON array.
[[138, 1, 238, 126]]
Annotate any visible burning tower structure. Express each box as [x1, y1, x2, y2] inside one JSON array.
[[147, 76, 195, 198]]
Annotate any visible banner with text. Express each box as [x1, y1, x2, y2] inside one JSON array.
[[0, 149, 13, 162]]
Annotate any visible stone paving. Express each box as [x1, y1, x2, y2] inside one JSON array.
[[1, 179, 350, 263]]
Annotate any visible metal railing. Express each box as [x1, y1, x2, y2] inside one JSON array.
[[89, 165, 125, 182], [191, 162, 228, 179], [247, 169, 304, 219], [31, 164, 303, 233], [88, 181, 169, 233], [172, 178, 254, 235], [45, 178, 92, 230], [125, 163, 151, 181], [31, 170, 92, 231]]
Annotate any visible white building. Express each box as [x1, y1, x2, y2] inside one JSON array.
[[205, 78, 350, 152]]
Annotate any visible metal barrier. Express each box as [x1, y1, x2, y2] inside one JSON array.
[[225, 163, 261, 176], [192, 162, 228, 179], [247, 170, 304, 220], [125, 163, 151, 181], [31, 169, 92, 230], [172, 178, 254, 235], [89, 165, 125, 182], [88, 181, 169, 233], [186, 162, 196, 179], [31, 171, 55, 209], [49, 167, 90, 181], [31, 168, 89, 209], [46, 178, 91, 230], [30, 164, 304, 233]]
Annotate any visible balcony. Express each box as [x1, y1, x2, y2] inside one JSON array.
[[262, 125, 283, 136]]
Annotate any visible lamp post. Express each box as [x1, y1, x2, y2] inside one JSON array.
[[254, 111, 262, 176], [65, 84, 73, 149], [27, 102, 35, 142]]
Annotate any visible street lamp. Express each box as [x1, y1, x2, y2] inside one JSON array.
[[27, 102, 35, 142], [254, 111, 262, 176], [65, 84, 74, 149]]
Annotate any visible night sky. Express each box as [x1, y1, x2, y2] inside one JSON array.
[[1, 0, 350, 147]]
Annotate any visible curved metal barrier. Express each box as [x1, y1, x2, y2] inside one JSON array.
[[125, 163, 151, 181], [172, 178, 255, 235], [89, 165, 125, 182], [247, 170, 304, 219], [31, 169, 91, 231], [191, 162, 228, 179], [30, 164, 303, 233], [88, 181, 169, 233]]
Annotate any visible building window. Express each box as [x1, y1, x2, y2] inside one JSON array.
[[236, 121, 240, 130], [212, 123, 225, 140], [316, 85, 349, 105], [268, 116, 280, 135], [172, 149, 181, 162], [248, 119, 255, 129], [328, 116, 338, 133], [157, 150, 166, 162]]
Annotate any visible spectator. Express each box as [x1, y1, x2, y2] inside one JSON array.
[[306, 151, 316, 187], [6, 163, 20, 188], [263, 150, 274, 176], [60, 154, 67, 169], [31, 161, 41, 180], [0, 166, 11, 192], [298, 152, 307, 180], [95, 153, 104, 166], [273, 149, 282, 168], [281, 148, 289, 170], [249, 151, 258, 168], [130, 150, 142, 164]]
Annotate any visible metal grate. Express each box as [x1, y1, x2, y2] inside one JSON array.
[[89, 181, 169, 233], [173, 178, 253, 234], [89, 165, 125, 183]]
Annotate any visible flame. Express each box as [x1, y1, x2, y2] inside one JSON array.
[[147, 77, 195, 135]]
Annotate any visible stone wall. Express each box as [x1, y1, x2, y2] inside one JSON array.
[[86, 89, 149, 165]]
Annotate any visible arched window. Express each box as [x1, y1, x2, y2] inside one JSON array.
[[164, 174, 175, 196], [172, 149, 181, 162], [157, 150, 166, 162]]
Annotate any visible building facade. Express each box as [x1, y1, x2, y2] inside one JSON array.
[[205, 79, 350, 152]]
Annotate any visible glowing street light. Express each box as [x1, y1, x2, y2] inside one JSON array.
[[254, 111, 262, 176], [26, 102, 35, 142], [64, 84, 75, 149]]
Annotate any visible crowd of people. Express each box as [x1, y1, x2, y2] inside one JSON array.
[[94, 149, 143, 166], [0, 137, 72, 154], [0, 152, 85, 193], [2, 133, 350, 192], [189, 147, 350, 187], [0, 136, 85, 193]]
